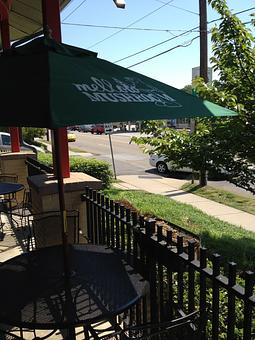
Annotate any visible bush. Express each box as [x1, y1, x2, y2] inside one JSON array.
[[22, 127, 46, 144], [70, 157, 112, 188], [38, 153, 113, 188], [38, 153, 53, 167]]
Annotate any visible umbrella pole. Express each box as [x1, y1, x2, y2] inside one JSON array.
[[53, 128, 70, 279]]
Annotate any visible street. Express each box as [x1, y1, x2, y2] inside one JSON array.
[[70, 131, 150, 176], [70, 131, 254, 198]]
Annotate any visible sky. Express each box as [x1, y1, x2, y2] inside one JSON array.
[[60, 0, 255, 89]]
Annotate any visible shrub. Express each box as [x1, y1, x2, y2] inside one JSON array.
[[38, 153, 113, 188], [70, 157, 112, 188], [22, 127, 46, 144], [38, 153, 53, 167]]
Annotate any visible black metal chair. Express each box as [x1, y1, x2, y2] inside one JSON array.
[[26, 210, 80, 251], [89, 310, 200, 340], [0, 174, 20, 231], [0, 326, 58, 339], [0, 174, 19, 210], [0, 325, 28, 340], [14, 188, 33, 222]]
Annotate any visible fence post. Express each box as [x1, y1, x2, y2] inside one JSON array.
[[115, 203, 120, 249], [243, 271, 254, 340], [227, 262, 236, 340], [120, 205, 125, 251], [110, 200, 115, 248], [177, 236, 184, 309], [212, 253, 221, 340], [199, 247, 207, 340], [100, 194, 106, 244], [188, 240, 196, 313], [105, 197, 110, 246]]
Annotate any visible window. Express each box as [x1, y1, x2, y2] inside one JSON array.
[[2, 134, 11, 145]]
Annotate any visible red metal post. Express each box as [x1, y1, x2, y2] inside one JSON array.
[[0, 0, 20, 152], [41, 0, 70, 178]]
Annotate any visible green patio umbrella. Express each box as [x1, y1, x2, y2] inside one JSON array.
[[0, 37, 236, 129], [0, 37, 237, 278]]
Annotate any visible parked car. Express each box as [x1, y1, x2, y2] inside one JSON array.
[[0, 132, 44, 154], [149, 154, 228, 180], [67, 125, 79, 131], [91, 124, 105, 135], [149, 154, 191, 174], [77, 124, 93, 133], [67, 132, 76, 142]]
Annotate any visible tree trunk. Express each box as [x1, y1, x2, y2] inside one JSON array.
[[199, 169, 207, 186]]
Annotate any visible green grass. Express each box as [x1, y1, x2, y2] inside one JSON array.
[[104, 188, 255, 271], [68, 147, 88, 153], [181, 183, 255, 215], [38, 139, 88, 153]]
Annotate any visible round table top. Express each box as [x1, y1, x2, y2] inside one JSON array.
[[0, 244, 148, 329], [0, 182, 24, 195]]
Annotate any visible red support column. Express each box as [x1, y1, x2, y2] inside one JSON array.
[[41, 0, 70, 178], [0, 0, 20, 152]]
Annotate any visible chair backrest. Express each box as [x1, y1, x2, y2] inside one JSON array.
[[0, 174, 18, 183], [100, 310, 200, 340], [28, 210, 79, 250]]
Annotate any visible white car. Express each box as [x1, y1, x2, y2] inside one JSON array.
[[0, 132, 44, 154], [149, 154, 192, 174]]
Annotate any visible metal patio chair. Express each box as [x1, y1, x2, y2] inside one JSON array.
[[26, 210, 80, 251], [0, 174, 19, 210], [91, 310, 200, 340]]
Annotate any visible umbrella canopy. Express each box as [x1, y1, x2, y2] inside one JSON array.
[[0, 37, 237, 128]]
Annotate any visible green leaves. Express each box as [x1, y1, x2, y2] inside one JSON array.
[[133, 2, 255, 192]]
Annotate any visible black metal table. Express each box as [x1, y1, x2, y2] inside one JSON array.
[[0, 182, 24, 221], [0, 244, 148, 338]]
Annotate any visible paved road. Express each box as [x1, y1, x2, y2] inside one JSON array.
[[70, 131, 254, 199], [71, 131, 149, 176]]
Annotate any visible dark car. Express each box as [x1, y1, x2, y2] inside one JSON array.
[[76, 124, 93, 132], [91, 124, 105, 135]]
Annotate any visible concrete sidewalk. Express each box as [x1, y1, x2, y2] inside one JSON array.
[[114, 174, 255, 233]]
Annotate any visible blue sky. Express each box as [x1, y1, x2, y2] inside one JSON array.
[[60, 0, 255, 89]]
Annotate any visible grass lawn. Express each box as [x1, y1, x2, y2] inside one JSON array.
[[38, 139, 88, 154], [181, 183, 255, 215], [104, 188, 255, 272]]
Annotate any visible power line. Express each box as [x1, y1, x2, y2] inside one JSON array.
[[62, 0, 88, 22], [127, 35, 200, 69], [114, 6, 255, 64], [87, 0, 174, 49], [154, 0, 199, 16], [124, 7, 254, 70], [62, 22, 199, 33], [114, 26, 198, 63], [233, 6, 255, 16]]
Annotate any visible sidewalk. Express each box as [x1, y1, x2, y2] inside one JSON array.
[[40, 140, 93, 158], [114, 174, 255, 233]]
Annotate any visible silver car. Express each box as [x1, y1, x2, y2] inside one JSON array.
[[0, 132, 44, 154], [149, 154, 191, 174]]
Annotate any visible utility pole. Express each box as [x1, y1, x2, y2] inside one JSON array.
[[199, 0, 208, 186], [199, 0, 208, 83]]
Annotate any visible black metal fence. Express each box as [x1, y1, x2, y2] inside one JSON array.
[[81, 187, 255, 340]]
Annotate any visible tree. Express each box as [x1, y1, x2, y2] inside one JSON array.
[[22, 127, 46, 144], [193, 0, 255, 193], [133, 119, 225, 185], [133, 1, 255, 193]]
